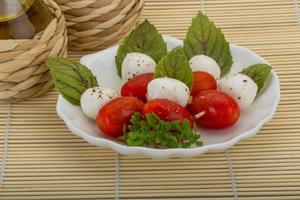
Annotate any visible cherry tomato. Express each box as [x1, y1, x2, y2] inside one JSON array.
[[191, 71, 217, 96], [96, 97, 144, 137], [189, 90, 240, 129], [142, 99, 194, 127], [121, 73, 154, 102]]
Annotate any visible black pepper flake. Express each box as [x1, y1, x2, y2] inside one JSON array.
[[243, 80, 247, 82], [92, 89, 96, 92], [185, 88, 188, 91], [162, 86, 165, 89], [230, 88, 233, 91], [238, 97, 241, 100], [138, 63, 140, 66]]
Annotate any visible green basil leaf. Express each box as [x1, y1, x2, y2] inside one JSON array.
[[241, 64, 272, 93], [115, 20, 167, 77], [154, 46, 193, 89], [46, 57, 98, 105], [183, 11, 233, 76]]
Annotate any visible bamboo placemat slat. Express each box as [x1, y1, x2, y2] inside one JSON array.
[[1, 0, 300, 199]]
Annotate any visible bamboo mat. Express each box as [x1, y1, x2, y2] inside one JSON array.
[[1, 0, 300, 199]]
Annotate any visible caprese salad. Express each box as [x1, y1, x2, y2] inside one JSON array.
[[46, 11, 272, 149]]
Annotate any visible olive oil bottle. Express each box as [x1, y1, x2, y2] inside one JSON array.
[[0, 0, 53, 39]]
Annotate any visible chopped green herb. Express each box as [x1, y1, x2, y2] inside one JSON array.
[[121, 113, 203, 148]]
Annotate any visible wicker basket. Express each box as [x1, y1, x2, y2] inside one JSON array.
[[0, 0, 68, 102], [55, 0, 144, 50]]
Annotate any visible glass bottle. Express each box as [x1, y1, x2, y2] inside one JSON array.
[[0, 0, 53, 39]]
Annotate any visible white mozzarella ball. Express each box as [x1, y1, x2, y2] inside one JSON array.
[[218, 73, 258, 109], [147, 77, 190, 107], [121, 53, 156, 82], [189, 55, 221, 80], [80, 86, 119, 119]]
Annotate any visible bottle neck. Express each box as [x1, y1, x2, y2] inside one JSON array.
[[0, 0, 35, 22]]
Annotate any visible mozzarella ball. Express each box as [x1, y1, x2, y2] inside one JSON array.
[[218, 73, 258, 109], [147, 77, 190, 107], [121, 53, 156, 82], [80, 86, 119, 119], [189, 55, 221, 80]]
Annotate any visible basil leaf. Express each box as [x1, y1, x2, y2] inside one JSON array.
[[115, 20, 167, 77], [183, 11, 233, 76], [46, 57, 98, 105], [241, 64, 272, 93], [154, 46, 193, 89]]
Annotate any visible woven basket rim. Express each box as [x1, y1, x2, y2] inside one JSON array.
[[55, 0, 144, 50]]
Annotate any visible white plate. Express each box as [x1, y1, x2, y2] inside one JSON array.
[[56, 36, 280, 158]]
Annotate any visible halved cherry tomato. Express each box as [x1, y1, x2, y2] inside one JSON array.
[[121, 73, 154, 102], [191, 71, 217, 96], [142, 99, 194, 127], [188, 90, 240, 129], [96, 97, 144, 137]]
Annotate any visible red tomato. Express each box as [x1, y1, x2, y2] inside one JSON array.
[[96, 97, 144, 137], [189, 90, 240, 129], [191, 71, 217, 96], [121, 73, 154, 102], [142, 99, 194, 127]]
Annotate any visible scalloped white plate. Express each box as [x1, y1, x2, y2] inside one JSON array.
[[56, 36, 280, 158]]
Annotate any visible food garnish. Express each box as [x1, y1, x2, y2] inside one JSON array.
[[122, 113, 203, 148], [241, 64, 272, 93], [154, 46, 193, 89], [46, 57, 98, 105], [184, 11, 233, 77]]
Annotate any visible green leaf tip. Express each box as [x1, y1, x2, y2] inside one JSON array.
[[115, 19, 167, 77], [183, 11, 233, 77], [241, 63, 272, 93], [154, 46, 193, 89], [46, 57, 98, 105]]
